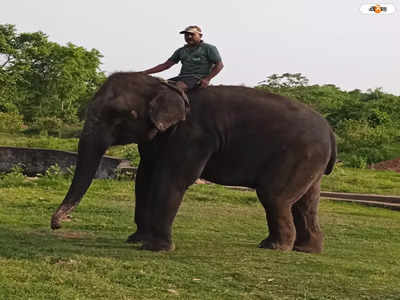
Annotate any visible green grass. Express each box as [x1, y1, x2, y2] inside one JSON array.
[[0, 133, 138, 164], [0, 177, 399, 299], [322, 165, 400, 195], [0, 132, 79, 152]]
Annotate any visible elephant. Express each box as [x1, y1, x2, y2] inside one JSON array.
[[51, 72, 336, 253]]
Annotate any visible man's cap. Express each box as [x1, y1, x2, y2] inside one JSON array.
[[179, 25, 202, 35]]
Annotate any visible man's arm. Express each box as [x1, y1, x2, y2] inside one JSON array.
[[200, 61, 224, 88], [142, 60, 176, 75]]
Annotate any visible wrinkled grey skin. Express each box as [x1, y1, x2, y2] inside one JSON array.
[[51, 72, 336, 253]]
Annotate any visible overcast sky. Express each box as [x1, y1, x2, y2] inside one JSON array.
[[2, 1, 400, 95]]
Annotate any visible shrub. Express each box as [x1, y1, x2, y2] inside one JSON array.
[[336, 120, 395, 167], [31, 117, 64, 137], [0, 112, 25, 133], [43, 164, 74, 179], [44, 164, 64, 179], [0, 164, 26, 187], [121, 144, 140, 166]]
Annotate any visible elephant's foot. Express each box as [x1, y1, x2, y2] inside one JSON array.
[[294, 232, 323, 254], [126, 231, 152, 244], [141, 239, 175, 252], [258, 237, 293, 251]]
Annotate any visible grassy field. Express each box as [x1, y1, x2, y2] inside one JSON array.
[[321, 164, 400, 195], [1, 133, 400, 299], [0, 175, 399, 299]]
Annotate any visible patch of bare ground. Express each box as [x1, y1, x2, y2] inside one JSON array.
[[370, 157, 400, 173]]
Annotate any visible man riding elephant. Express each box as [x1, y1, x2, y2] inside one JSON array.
[[51, 70, 336, 254], [142, 25, 224, 91]]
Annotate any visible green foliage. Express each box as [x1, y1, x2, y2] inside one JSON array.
[[121, 144, 140, 165], [0, 163, 75, 190], [32, 164, 75, 188], [258, 72, 309, 89], [44, 164, 63, 179], [31, 116, 64, 137], [0, 164, 25, 187], [336, 120, 395, 167], [0, 111, 25, 133], [42, 164, 74, 180], [0, 24, 106, 124], [105, 144, 140, 167]]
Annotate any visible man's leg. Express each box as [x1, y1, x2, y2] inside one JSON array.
[[169, 76, 200, 92], [175, 81, 189, 92]]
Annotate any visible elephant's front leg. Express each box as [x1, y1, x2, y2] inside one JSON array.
[[127, 158, 154, 244], [141, 181, 186, 251], [141, 144, 211, 251]]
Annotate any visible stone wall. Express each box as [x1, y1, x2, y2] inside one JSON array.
[[0, 146, 124, 179]]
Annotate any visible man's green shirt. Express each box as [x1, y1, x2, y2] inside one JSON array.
[[168, 42, 222, 78]]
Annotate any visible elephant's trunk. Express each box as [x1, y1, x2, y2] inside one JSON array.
[[51, 121, 111, 229]]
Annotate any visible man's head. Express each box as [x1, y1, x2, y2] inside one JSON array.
[[180, 25, 202, 46]]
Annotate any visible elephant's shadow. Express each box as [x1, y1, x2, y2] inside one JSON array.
[[0, 226, 145, 261], [0, 225, 262, 261]]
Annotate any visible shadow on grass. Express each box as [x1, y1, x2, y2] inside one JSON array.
[[0, 226, 144, 261]]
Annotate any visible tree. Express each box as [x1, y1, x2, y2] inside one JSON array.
[[0, 24, 20, 112], [257, 73, 309, 89], [0, 24, 106, 122]]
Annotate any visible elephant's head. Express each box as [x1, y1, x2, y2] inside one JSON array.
[[51, 73, 189, 229]]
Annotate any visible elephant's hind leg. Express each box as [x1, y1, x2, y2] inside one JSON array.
[[292, 177, 323, 253], [256, 189, 296, 251]]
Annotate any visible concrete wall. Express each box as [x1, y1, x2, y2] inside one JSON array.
[[0, 146, 124, 179]]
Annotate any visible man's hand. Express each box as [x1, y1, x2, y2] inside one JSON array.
[[141, 60, 175, 75], [200, 78, 210, 88], [199, 61, 224, 88]]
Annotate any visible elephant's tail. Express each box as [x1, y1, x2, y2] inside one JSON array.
[[325, 129, 337, 175]]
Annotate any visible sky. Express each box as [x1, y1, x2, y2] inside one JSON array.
[[2, 0, 400, 95]]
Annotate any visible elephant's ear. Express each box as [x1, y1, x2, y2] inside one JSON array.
[[149, 89, 187, 132]]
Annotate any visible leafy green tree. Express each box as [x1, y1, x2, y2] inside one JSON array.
[[0, 24, 106, 123], [0, 25, 19, 112], [257, 73, 348, 119], [258, 73, 309, 89]]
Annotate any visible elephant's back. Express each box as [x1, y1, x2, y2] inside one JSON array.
[[188, 85, 329, 133]]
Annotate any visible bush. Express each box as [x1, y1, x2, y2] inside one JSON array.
[[0, 112, 25, 133], [44, 164, 63, 179], [31, 117, 64, 137], [0, 165, 26, 187], [336, 120, 395, 167], [121, 144, 140, 166]]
